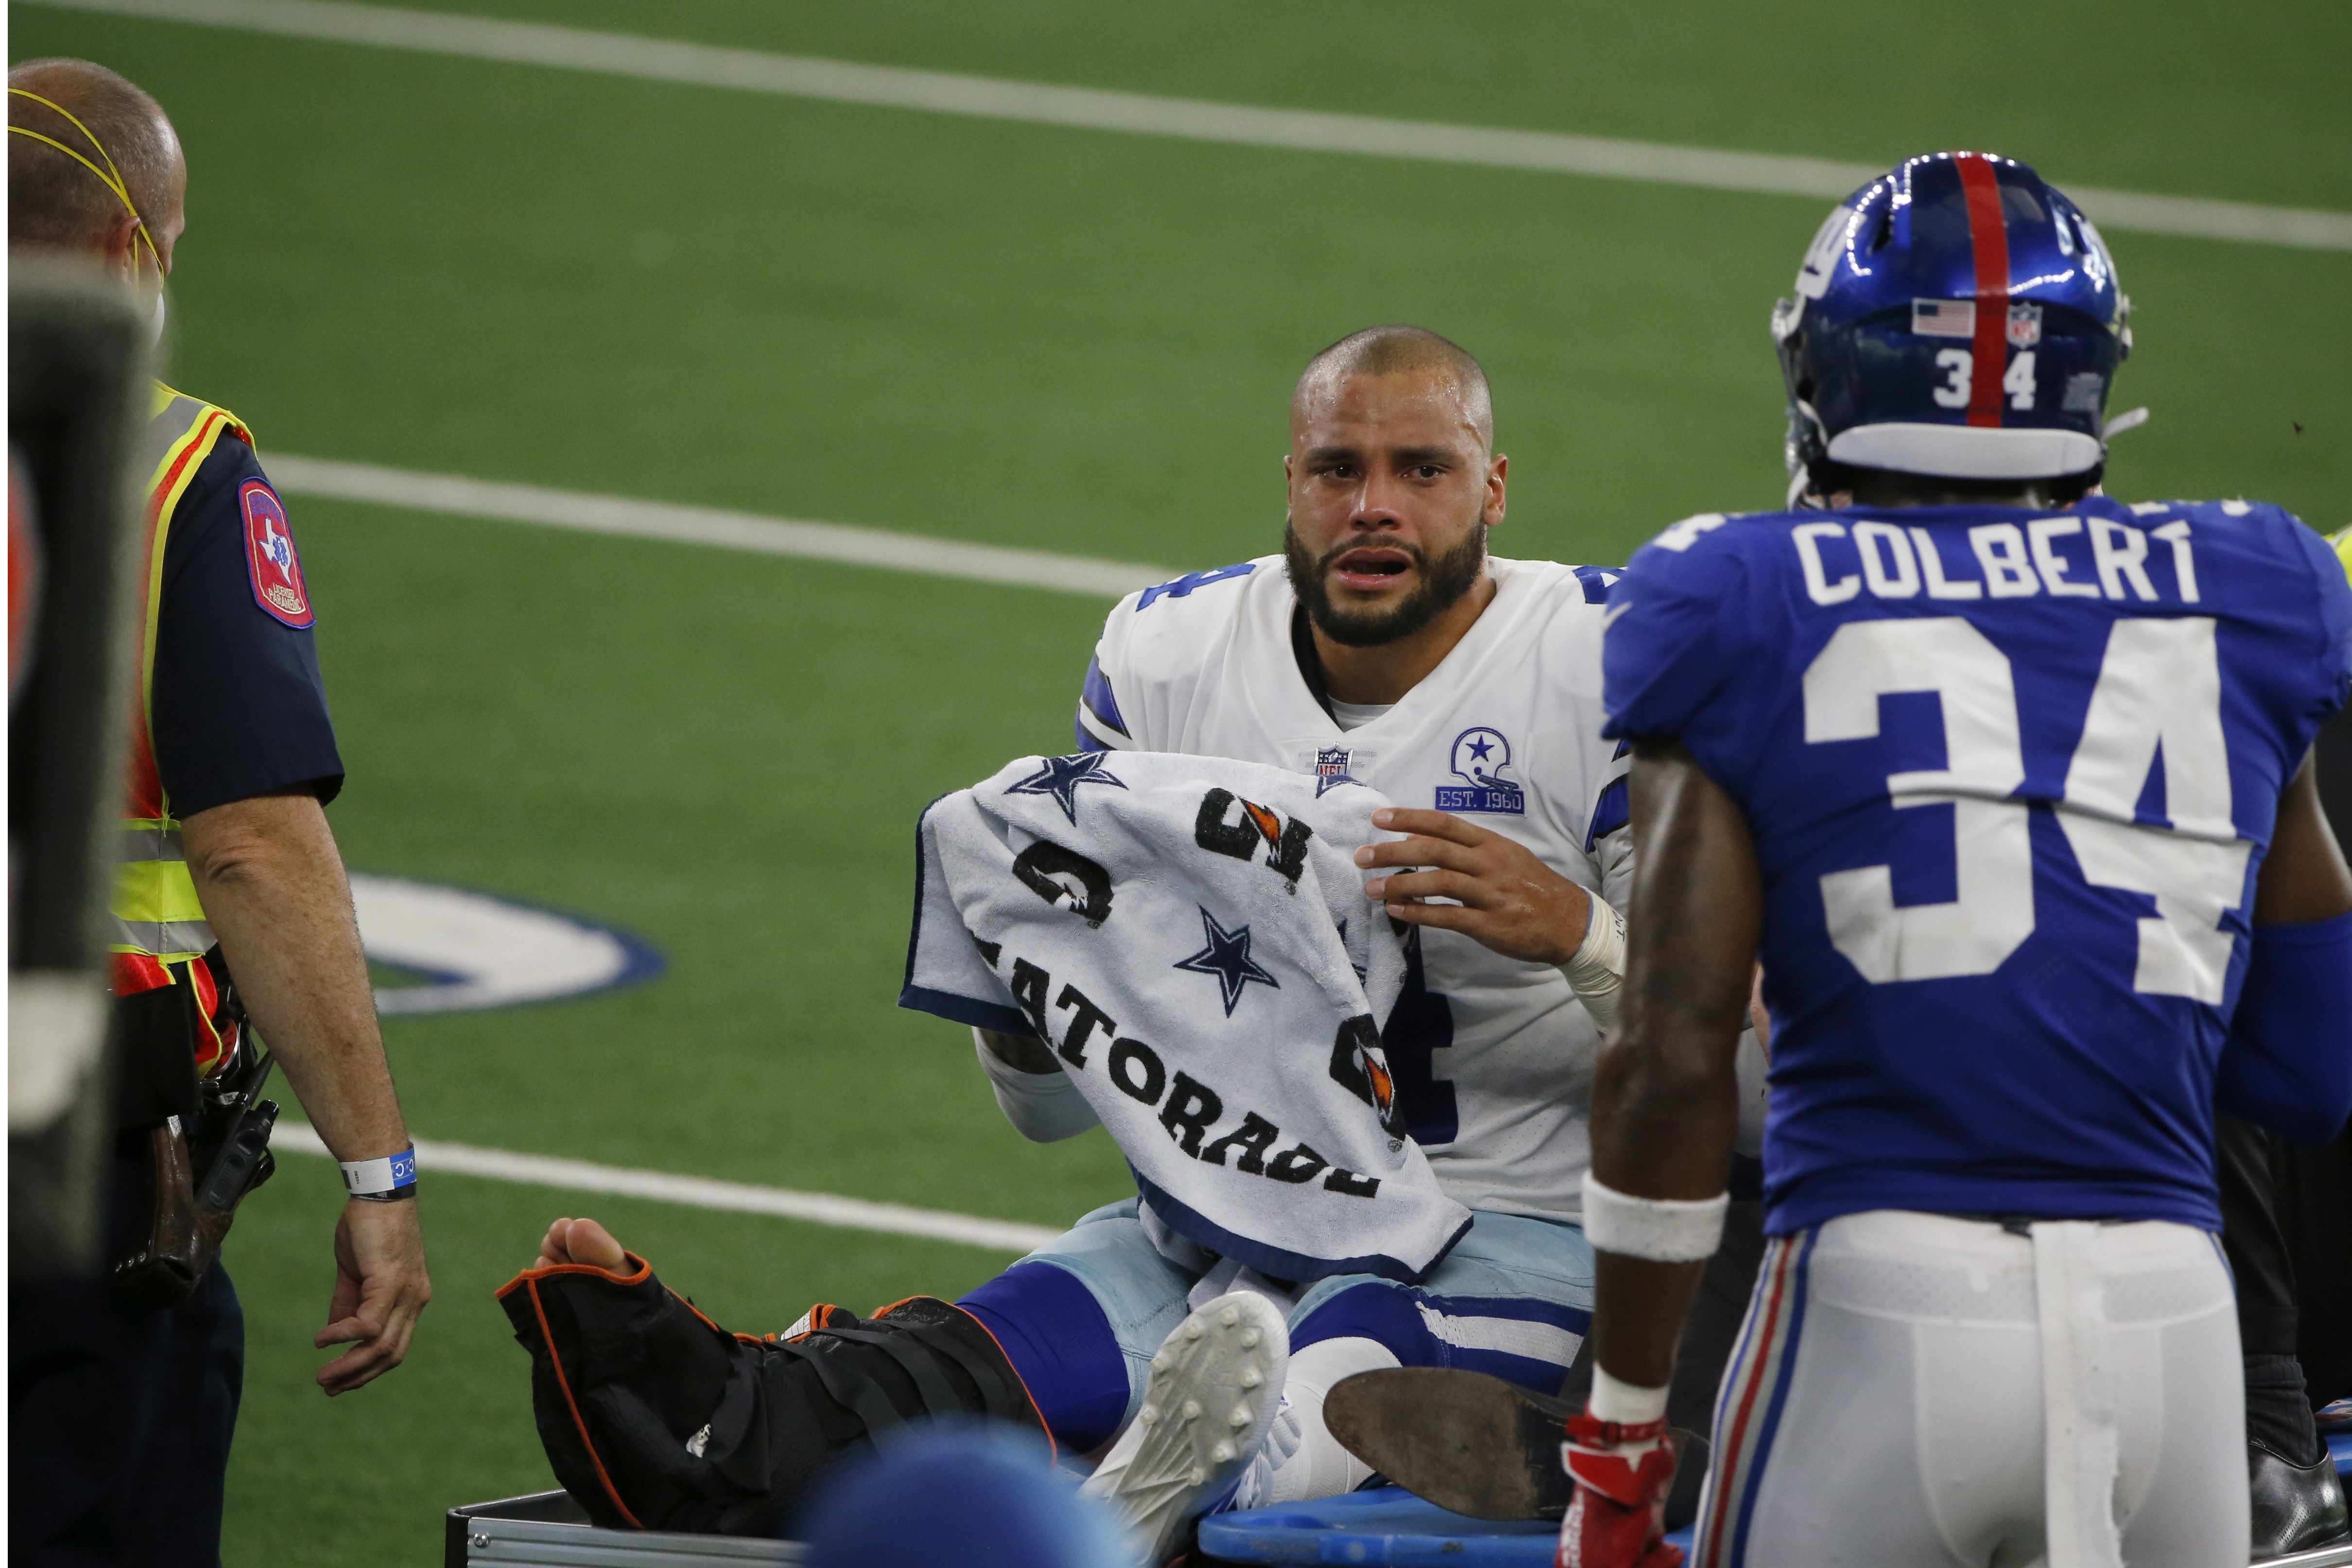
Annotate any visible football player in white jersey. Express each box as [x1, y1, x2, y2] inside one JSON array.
[[945, 325, 1653, 1532], [523, 327, 1685, 1553]]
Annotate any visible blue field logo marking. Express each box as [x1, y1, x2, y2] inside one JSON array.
[[351, 874, 664, 1016]]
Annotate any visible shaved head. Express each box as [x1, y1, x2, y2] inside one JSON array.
[[9, 58, 181, 253], [1294, 325, 1493, 452]]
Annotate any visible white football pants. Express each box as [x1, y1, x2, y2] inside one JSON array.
[[1693, 1209, 2246, 1568]]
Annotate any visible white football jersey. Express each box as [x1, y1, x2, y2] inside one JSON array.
[[1074, 554, 1631, 1222]]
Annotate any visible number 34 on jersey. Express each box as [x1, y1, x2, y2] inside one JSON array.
[[1605, 496, 2352, 1012]]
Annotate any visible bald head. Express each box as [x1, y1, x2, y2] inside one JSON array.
[[1294, 325, 1493, 452], [9, 58, 183, 262]]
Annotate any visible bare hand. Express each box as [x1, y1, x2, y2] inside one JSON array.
[[1356, 808, 1593, 966], [315, 1196, 430, 1396]]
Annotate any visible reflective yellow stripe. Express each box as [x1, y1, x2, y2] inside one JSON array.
[[137, 388, 246, 775], [2330, 525, 2351, 587]]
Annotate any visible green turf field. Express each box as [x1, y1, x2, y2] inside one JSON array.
[[9, 2, 2349, 1560]]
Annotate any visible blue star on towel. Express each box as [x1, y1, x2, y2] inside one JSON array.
[[1174, 907, 1280, 1017], [1005, 752, 1128, 824]]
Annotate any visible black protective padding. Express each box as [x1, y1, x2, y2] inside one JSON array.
[[501, 1265, 1043, 1537]]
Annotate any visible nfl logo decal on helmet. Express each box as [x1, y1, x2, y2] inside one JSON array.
[[239, 479, 313, 628], [1773, 152, 2131, 503]]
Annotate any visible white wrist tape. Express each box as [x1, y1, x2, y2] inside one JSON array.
[[1589, 1365, 1670, 1426], [1559, 894, 1626, 1034], [1581, 1171, 1728, 1262]]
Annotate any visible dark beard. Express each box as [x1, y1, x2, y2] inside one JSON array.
[[1283, 522, 1487, 648]]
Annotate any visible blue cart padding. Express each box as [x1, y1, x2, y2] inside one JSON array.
[[1199, 1487, 1694, 1566], [2331, 1430, 2351, 1478]]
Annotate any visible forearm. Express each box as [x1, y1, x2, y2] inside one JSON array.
[[1587, 740, 1761, 1390], [182, 790, 407, 1162], [974, 1028, 1099, 1142]]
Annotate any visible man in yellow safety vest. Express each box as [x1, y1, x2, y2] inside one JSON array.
[[9, 58, 430, 1567]]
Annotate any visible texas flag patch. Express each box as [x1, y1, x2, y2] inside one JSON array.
[[239, 479, 313, 628]]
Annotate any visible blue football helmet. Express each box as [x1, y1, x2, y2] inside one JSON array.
[[1773, 152, 2131, 501]]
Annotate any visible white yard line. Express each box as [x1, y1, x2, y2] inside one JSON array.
[[27, 0, 2352, 252], [266, 454, 1168, 597], [273, 1120, 1062, 1252]]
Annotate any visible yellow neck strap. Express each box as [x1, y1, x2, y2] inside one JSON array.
[[7, 87, 165, 282]]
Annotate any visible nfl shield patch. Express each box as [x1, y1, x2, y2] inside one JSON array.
[[239, 480, 313, 628], [1314, 745, 1363, 796]]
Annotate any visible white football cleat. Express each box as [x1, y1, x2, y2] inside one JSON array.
[[1079, 1292, 1290, 1564]]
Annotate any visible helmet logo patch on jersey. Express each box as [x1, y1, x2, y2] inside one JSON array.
[[238, 480, 312, 628], [1436, 726, 1524, 815]]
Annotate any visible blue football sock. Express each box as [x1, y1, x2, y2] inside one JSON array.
[[958, 1262, 1131, 1455]]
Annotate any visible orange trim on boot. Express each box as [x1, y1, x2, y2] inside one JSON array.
[[522, 1276, 645, 1531], [493, 1251, 655, 1300]]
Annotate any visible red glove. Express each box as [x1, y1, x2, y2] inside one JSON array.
[[1556, 1411, 1683, 1568]]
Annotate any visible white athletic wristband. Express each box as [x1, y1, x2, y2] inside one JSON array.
[[1589, 1366, 1670, 1426], [1581, 1171, 1727, 1262], [340, 1146, 418, 1200], [1558, 894, 1626, 1034]]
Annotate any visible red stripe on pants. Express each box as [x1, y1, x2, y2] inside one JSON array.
[[1700, 1239, 1793, 1564]]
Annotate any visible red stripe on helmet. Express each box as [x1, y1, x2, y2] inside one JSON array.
[[1956, 154, 2009, 429]]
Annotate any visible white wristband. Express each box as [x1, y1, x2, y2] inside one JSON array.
[[340, 1146, 417, 1198], [1559, 893, 1626, 1033], [1581, 1171, 1727, 1262], [1589, 1365, 1670, 1426]]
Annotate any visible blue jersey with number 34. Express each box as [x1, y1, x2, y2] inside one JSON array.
[[1603, 497, 2352, 1235]]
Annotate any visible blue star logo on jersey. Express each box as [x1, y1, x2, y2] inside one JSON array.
[[1435, 726, 1525, 814], [1174, 907, 1280, 1017], [1005, 753, 1128, 824]]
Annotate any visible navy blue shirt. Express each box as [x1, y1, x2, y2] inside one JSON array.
[[150, 432, 343, 818], [1603, 499, 2352, 1235]]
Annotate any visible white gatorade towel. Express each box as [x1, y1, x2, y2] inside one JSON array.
[[901, 751, 1470, 1283]]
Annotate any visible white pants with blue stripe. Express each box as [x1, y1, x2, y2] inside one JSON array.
[[1021, 1198, 1592, 1437], [1695, 1209, 2244, 1568]]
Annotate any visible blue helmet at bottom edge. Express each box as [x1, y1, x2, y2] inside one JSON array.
[[1773, 151, 2131, 501]]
